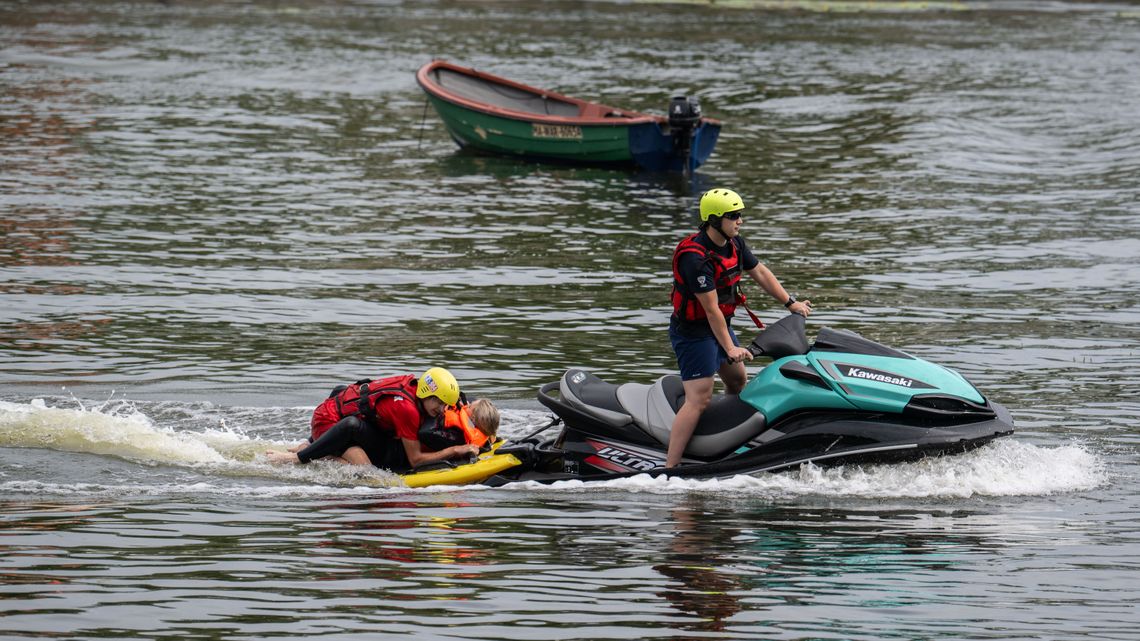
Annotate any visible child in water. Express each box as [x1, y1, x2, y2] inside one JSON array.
[[418, 398, 501, 453]]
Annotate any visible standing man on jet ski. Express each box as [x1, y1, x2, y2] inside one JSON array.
[[264, 367, 480, 471], [666, 188, 812, 468]]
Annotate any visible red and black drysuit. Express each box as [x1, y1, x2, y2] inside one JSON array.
[[296, 374, 428, 472]]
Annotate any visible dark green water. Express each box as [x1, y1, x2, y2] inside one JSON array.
[[2, 1, 1138, 639]]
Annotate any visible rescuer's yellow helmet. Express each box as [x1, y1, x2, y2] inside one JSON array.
[[699, 188, 744, 221], [417, 367, 460, 407]]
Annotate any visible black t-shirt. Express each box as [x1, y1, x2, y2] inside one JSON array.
[[671, 229, 760, 337]]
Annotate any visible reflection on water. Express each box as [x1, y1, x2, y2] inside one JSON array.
[[656, 500, 744, 633], [3, 492, 1135, 640]]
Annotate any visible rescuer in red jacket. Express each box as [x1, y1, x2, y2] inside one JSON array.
[[265, 367, 478, 472]]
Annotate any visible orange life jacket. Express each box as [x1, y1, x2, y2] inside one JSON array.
[[441, 404, 489, 448]]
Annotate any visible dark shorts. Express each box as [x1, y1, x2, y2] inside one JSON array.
[[670, 324, 740, 381]]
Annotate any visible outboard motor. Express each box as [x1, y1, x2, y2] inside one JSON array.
[[668, 95, 701, 171]]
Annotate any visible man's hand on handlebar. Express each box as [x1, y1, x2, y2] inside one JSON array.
[[727, 345, 753, 364]]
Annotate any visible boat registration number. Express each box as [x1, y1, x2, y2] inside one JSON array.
[[532, 124, 582, 139]]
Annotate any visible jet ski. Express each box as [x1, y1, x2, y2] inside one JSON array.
[[488, 314, 1014, 484]]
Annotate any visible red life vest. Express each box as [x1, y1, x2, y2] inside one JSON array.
[[332, 374, 422, 425], [671, 232, 745, 323], [441, 404, 489, 448]]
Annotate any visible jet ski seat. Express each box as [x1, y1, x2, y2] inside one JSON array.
[[559, 368, 633, 428], [617, 374, 768, 459], [560, 368, 769, 459]]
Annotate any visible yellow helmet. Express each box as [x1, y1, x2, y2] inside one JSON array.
[[699, 188, 744, 221], [417, 367, 460, 407]]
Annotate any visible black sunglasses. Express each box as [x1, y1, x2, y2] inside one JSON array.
[[723, 211, 743, 220]]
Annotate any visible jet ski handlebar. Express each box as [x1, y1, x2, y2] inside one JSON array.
[[747, 313, 811, 360]]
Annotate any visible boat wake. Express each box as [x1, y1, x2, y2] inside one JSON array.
[[522, 438, 1105, 499], [0, 397, 406, 490], [0, 398, 1106, 500]]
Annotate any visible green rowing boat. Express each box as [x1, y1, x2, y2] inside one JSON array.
[[416, 60, 721, 172]]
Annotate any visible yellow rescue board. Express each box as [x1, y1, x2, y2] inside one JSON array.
[[399, 448, 522, 488]]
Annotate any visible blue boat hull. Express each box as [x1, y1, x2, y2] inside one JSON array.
[[629, 121, 721, 172]]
